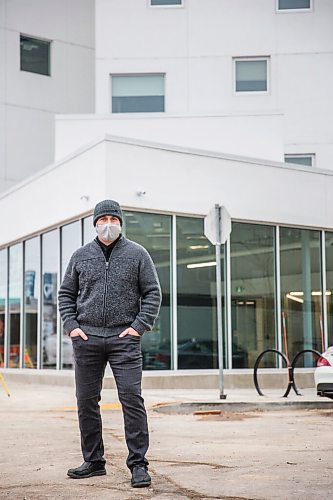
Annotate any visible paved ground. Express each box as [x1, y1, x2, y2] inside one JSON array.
[[0, 382, 332, 499]]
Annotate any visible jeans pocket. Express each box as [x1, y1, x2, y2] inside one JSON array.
[[70, 335, 81, 342]]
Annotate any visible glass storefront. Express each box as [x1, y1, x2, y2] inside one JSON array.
[[61, 221, 82, 369], [41, 230, 59, 369], [24, 237, 40, 368], [124, 211, 172, 370], [325, 231, 333, 347], [83, 216, 95, 245], [280, 228, 323, 365], [0, 214, 332, 371], [176, 217, 222, 370], [0, 250, 7, 367], [9, 244, 22, 368], [231, 223, 276, 368]]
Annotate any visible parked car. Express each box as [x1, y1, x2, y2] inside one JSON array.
[[314, 346, 333, 399], [145, 338, 248, 370]]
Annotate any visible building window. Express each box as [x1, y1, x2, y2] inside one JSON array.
[[277, 0, 311, 10], [41, 230, 58, 369], [20, 35, 51, 76], [230, 223, 276, 369], [280, 228, 323, 364], [124, 211, 172, 370], [284, 155, 314, 167], [176, 217, 224, 370], [325, 232, 333, 347], [235, 58, 268, 93], [0, 250, 7, 368], [9, 244, 22, 368], [111, 74, 165, 113], [150, 0, 182, 5], [83, 216, 95, 245], [24, 237, 40, 369], [61, 221, 82, 370]]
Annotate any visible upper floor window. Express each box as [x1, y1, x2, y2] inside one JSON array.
[[284, 154, 315, 167], [111, 74, 165, 113], [234, 58, 269, 93], [277, 0, 311, 10], [20, 35, 51, 76], [150, 0, 183, 5]]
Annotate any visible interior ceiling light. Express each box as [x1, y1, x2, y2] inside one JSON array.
[[187, 262, 216, 269], [289, 291, 331, 296], [286, 293, 304, 304], [146, 234, 169, 238], [186, 236, 207, 240], [189, 245, 210, 250]]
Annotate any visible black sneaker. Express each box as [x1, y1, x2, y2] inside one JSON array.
[[67, 461, 106, 479], [131, 465, 151, 488]]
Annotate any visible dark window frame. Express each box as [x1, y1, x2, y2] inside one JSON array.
[[20, 34, 51, 77]]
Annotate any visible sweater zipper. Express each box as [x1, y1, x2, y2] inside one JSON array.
[[102, 256, 111, 327]]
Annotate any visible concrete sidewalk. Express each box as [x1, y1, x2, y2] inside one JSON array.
[[0, 382, 332, 499]]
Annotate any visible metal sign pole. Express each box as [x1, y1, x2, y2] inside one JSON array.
[[215, 205, 226, 399], [205, 204, 230, 400]]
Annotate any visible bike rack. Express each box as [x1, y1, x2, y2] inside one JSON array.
[[253, 348, 321, 397]]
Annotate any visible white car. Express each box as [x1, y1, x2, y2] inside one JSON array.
[[315, 346, 333, 399]]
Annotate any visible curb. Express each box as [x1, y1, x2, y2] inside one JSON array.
[[152, 400, 333, 414]]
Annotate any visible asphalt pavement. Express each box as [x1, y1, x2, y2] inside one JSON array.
[[0, 381, 332, 499]]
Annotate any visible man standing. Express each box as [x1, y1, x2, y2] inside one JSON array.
[[58, 199, 161, 488]]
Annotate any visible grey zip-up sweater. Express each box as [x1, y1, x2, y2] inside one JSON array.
[[58, 236, 162, 337]]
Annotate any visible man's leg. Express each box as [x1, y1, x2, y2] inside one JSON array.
[[107, 334, 149, 471], [71, 335, 107, 465]]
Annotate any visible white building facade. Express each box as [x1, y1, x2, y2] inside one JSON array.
[[0, 0, 333, 375], [0, 0, 95, 193]]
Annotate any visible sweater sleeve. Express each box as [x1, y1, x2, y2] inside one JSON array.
[[58, 254, 80, 335], [131, 250, 162, 336]]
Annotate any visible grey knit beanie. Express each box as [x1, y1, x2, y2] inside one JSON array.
[[93, 199, 123, 226]]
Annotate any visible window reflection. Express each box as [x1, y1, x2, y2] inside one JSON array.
[[42, 230, 58, 369], [9, 244, 22, 368], [83, 216, 95, 245], [0, 250, 7, 368], [24, 237, 40, 368], [280, 228, 323, 365], [124, 211, 171, 370], [231, 223, 275, 368], [176, 217, 223, 369], [325, 232, 333, 347], [61, 221, 82, 369]]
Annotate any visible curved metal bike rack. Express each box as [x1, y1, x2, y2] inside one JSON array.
[[289, 349, 321, 396], [253, 348, 290, 397], [253, 348, 321, 398]]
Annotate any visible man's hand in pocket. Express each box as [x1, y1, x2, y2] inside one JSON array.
[[69, 328, 88, 340]]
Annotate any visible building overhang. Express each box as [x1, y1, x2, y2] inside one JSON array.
[[0, 134, 332, 247]]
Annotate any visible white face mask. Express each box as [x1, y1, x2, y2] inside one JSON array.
[[95, 223, 121, 243]]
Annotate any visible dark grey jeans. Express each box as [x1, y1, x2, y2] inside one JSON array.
[[71, 332, 149, 470]]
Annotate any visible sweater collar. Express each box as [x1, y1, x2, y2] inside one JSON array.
[[92, 234, 126, 255]]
